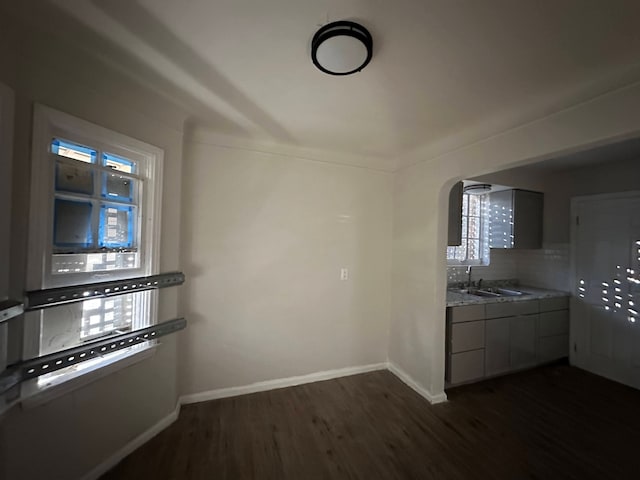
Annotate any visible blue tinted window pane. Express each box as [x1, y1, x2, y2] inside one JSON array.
[[53, 199, 93, 248], [103, 153, 135, 173], [102, 173, 135, 202], [99, 204, 134, 248], [56, 162, 94, 195], [51, 139, 97, 163]]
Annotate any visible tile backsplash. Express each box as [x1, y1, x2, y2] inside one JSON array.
[[447, 249, 517, 284], [447, 243, 570, 291]]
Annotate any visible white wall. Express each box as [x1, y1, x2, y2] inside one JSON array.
[[0, 6, 187, 480], [178, 132, 393, 396], [390, 81, 640, 400]]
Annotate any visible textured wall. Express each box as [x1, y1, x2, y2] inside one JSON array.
[[178, 139, 393, 396]]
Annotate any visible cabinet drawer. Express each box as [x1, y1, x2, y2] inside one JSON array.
[[449, 349, 485, 384], [537, 335, 569, 363], [539, 296, 569, 312], [451, 321, 485, 353], [485, 300, 538, 319], [447, 304, 485, 324], [538, 310, 569, 337]]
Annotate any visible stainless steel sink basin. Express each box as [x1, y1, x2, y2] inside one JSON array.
[[495, 288, 530, 297], [468, 288, 530, 297], [468, 289, 501, 297]]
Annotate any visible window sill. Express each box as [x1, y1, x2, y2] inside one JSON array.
[[20, 341, 156, 410]]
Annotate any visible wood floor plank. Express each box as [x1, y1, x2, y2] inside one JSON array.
[[101, 364, 640, 480]]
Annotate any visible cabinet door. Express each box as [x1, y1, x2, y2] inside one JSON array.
[[510, 315, 538, 369], [449, 349, 485, 384], [488, 190, 513, 249], [447, 181, 463, 246], [513, 190, 543, 249], [485, 318, 510, 376]]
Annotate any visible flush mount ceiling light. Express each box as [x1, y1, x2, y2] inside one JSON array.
[[463, 184, 493, 195], [311, 21, 373, 76]]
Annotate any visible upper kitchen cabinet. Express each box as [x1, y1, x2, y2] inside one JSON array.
[[489, 189, 543, 249], [447, 181, 463, 246]]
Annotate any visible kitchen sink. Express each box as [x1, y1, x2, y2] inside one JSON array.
[[468, 287, 530, 297], [448, 286, 531, 298], [468, 289, 501, 297], [495, 288, 530, 297]]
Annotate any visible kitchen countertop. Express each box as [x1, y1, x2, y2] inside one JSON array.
[[446, 286, 570, 307]]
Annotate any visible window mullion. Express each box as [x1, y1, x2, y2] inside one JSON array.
[[90, 160, 101, 250]]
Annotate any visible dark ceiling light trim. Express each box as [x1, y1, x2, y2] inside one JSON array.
[[311, 21, 373, 76], [463, 184, 493, 195]]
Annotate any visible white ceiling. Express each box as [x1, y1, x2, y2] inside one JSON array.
[[46, 0, 640, 170]]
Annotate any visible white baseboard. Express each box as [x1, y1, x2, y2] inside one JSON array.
[[387, 361, 448, 404], [179, 362, 388, 405], [80, 401, 181, 480]]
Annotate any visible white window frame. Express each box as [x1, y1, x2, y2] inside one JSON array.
[[27, 106, 163, 289], [23, 105, 163, 389]]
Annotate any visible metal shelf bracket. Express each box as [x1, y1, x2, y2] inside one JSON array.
[[0, 317, 186, 396], [0, 299, 24, 324], [25, 271, 185, 311]]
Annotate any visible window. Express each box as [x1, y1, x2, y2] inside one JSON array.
[[51, 139, 139, 274], [25, 105, 163, 382], [447, 193, 490, 266]]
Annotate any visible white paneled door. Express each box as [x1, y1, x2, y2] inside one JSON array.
[[571, 192, 640, 389]]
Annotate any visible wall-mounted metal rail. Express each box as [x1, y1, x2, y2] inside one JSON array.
[[25, 271, 185, 311], [0, 317, 186, 395], [0, 299, 24, 324], [1, 271, 187, 398]]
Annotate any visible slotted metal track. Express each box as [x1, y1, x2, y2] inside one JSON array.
[[0, 271, 187, 397]]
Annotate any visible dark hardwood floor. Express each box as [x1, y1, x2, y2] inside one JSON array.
[[102, 364, 640, 479]]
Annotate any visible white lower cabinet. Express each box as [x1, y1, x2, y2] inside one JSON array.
[[485, 318, 510, 376], [485, 315, 538, 376], [449, 349, 485, 384], [450, 321, 485, 353], [446, 296, 570, 386], [536, 309, 569, 363], [509, 315, 538, 370]]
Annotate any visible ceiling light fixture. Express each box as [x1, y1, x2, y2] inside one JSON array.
[[311, 21, 373, 76], [463, 184, 493, 195]]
